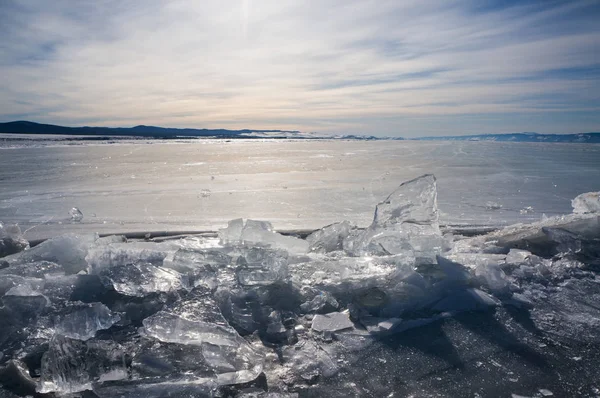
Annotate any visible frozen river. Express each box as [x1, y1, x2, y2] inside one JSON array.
[[1, 138, 600, 240]]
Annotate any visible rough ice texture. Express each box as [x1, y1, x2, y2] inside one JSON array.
[[306, 221, 353, 253], [142, 296, 263, 385], [311, 312, 354, 332], [101, 263, 185, 297], [0, 222, 29, 258], [219, 218, 309, 254], [572, 191, 600, 214], [38, 335, 127, 394], [55, 303, 120, 341], [1, 175, 600, 397], [343, 174, 444, 259], [372, 174, 439, 227], [4, 233, 98, 274]]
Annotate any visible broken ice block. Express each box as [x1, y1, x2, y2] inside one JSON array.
[[0, 260, 64, 278], [282, 340, 340, 382], [142, 296, 263, 385], [69, 207, 84, 222], [572, 191, 600, 214], [55, 303, 120, 341], [344, 174, 443, 258], [0, 222, 28, 258], [3, 284, 48, 316], [311, 312, 354, 332], [473, 263, 510, 295], [6, 233, 98, 275], [101, 263, 185, 297], [163, 248, 231, 273], [307, 221, 353, 253], [542, 227, 582, 255], [219, 219, 308, 254], [86, 241, 174, 274], [38, 335, 127, 394], [373, 174, 439, 228], [236, 247, 289, 286]]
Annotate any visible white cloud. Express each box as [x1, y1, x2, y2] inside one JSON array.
[[0, 0, 599, 136]]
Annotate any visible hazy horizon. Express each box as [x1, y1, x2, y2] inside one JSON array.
[[1, 0, 599, 137]]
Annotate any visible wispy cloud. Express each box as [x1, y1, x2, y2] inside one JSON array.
[[0, 0, 599, 136]]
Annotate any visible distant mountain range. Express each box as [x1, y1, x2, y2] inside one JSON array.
[[0, 121, 599, 143]]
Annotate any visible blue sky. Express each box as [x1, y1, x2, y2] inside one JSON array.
[[0, 0, 599, 137]]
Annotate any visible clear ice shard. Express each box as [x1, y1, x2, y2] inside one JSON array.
[[86, 241, 175, 274], [236, 247, 289, 286], [55, 303, 120, 341], [572, 191, 600, 214], [372, 173, 439, 227], [306, 221, 353, 253], [38, 335, 127, 394], [69, 207, 84, 222], [311, 312, 354, 332], [3, 284, 48, 316], [5, 233, 98, 275], [163, 248, 231, 273], [142, 296, 263, 385], [101, 262, 185, 297], [0, 222, 28, 258], [343, 174, 444, 259], [219, 218, 309, 254]]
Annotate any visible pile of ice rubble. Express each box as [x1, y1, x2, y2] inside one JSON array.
[[0, 175, 598, 397]]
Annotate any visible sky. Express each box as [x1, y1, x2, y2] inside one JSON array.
[[0, 0, 599, 137]]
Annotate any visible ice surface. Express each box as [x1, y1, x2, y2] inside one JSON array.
[[69, 207, 83, 222], [55, 303, 120, 340], [311, 312, 354, 332], [572, 191, 600, 214], [1, 174, 600, 396]]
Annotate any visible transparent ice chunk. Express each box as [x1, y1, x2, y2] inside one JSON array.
[[5, 233, 97, 275], [311, 312, 354, 333], [163, 248, 231, 273], [344, 174, 443, 259], [86, 241, 175, 274], [0, 222, 28, 258], [219, 219, 308, 254], [372, 174, 439, 228], [307, 221, 353, 253], [69, 207, 84, 222], [55, 303, 120, 341], [3, 284, 48, 316], [236, 247, 289, 286], [38, 335, 127, 394], [142, 296, 263, 385], [572, 191, 600, 214], [101, 262, 185, 297]]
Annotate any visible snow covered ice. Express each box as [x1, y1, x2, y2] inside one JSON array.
[[1, 174, 600, 397]]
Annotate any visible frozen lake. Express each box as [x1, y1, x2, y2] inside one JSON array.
[[1, 138, 600, 240]]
